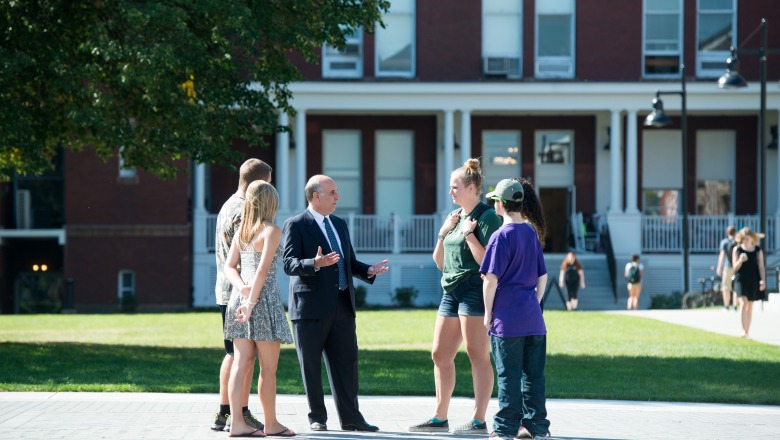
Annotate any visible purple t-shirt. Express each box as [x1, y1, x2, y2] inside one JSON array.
[[480, 222, 547, 337]]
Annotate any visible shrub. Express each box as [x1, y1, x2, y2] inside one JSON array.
[[391, 286, 418, 308], [354, 285, 367, 308], [650, 291, 683, 309], [120, 293, 138, 313]]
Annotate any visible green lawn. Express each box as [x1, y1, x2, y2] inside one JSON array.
[[1, 310, 778, 404]]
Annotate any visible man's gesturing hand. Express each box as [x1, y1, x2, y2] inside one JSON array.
[[368, 259, 390, 275], [314, 246, 340, 269]]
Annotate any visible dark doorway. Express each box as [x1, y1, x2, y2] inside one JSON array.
[[2, 238, 63, 314], [539, 187, 570, 253]]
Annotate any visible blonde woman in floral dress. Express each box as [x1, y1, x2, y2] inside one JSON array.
[[224, 181, 295, 438]]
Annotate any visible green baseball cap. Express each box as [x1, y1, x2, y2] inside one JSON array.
[[486, 179, 524, 203]]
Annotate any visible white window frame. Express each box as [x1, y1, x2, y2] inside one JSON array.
[[322, 130, 362, 213], [482, 131, 522, 196], [322, 27, 363, 79], [534, 130, 574, 187], [482, 0, 523, 78], [375, 130, 414, 217], [118, 270, 135, 301], [642, 0, 683, 78], [696, 0, 737, 77], [118, 146, 137, 180], [375, 0, 416, 78], [534, 0, 575, 79]]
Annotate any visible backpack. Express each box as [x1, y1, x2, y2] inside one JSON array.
[[564, 264, 580, 284], [627, 265, 641, 283], [465, 202, 491, 222], [457, 202, 493, 240], [726, 239, 737, 267]]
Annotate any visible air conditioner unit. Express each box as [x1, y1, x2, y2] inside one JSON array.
[[325, 42, 361, 56], [342, 43, 361, 56], [483, 57, 520, 76], [15, 189, 32, 229]]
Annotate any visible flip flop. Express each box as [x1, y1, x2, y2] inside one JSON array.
[[229, 428, 266, 438], [266, 427, 296, 437]]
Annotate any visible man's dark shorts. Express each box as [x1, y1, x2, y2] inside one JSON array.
[[220, 304, 233, 356]]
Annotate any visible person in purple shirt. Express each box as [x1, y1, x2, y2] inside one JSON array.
[[480, 178, 551, 440]]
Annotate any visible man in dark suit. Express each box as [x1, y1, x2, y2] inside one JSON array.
[[282, 174, 389, 433]]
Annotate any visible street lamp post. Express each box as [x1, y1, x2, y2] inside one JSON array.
[[644, 64, 689, 293], [718, 18, 778, 241]]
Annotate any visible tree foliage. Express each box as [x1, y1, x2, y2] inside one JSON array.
[[0, 0, 388, 180]]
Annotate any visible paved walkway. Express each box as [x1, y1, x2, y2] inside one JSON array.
[[607, 307, 780, 346], [1, 392, 780, 440], [2, 309, 779, 440]]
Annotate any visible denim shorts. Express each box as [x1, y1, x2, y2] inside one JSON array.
[[438, 273, 485, 317]]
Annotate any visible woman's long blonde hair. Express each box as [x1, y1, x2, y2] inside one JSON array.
[[735, 227, 765, 245], [238, 180, 279, 245]]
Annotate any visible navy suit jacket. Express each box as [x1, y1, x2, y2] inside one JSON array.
[[282, 210, 374, 320]]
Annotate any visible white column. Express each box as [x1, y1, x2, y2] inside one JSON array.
[[776, 110, 780, 216], [192, 162, 207, 253], [444, 109, 455, 197], [459, 109, 472, 164], [625, 110, 639, 214], [295, 109, 307, 210], [276, 112, 290, 214], [191, 161, 211, 307], [609, 110, 623, 214], [193, 162, 207, 214], [774, 111, 780, 252]]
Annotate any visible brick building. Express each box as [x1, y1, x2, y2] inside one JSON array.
[[2, 0, 779, 312]]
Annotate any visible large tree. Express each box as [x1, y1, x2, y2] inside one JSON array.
[[0, 0, 388, 180]]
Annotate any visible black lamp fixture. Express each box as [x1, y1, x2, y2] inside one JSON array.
[[717, 48, 748, 89], [644, 64, 689, 293], [644, 93, 673, 127], [718, 18, 778, 239]]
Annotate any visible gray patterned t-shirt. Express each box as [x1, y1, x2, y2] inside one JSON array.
[[215, 194, 244, 305]]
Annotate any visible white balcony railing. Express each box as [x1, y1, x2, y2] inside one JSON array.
[[204, 213, 440, 253], [643, 215, 776, 254]]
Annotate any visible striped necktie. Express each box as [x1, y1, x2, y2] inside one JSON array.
[[323, 217, 348, 290]]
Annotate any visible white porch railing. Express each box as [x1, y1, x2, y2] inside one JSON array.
[[204, 213, 439, 253], [642, 215, 776, 254]]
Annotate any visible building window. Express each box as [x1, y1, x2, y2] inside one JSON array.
[[375, 131, 413, 217], [322, 28, 363, 78], [697, 180, 731, 215], [696, 0, 736, 77], [536, 131, 572, 165], [643, 0, 682, 76], [375, 0, 415, 78], [118, 146, 138, 181], [695, 130, 735, 213], [118, 270, 135, 301], [644, 189, 680, 217], [535, 0, 575, 78], [323, 130, 361, 213], [482, 131, 521, 195], [482, 0, 522, 78]]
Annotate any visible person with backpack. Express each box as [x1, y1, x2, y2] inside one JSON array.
[[409, 158, 502, 435], [624, 254, 643, 310], [558, 252, 585, 311], [716, 225, 738, 311]]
